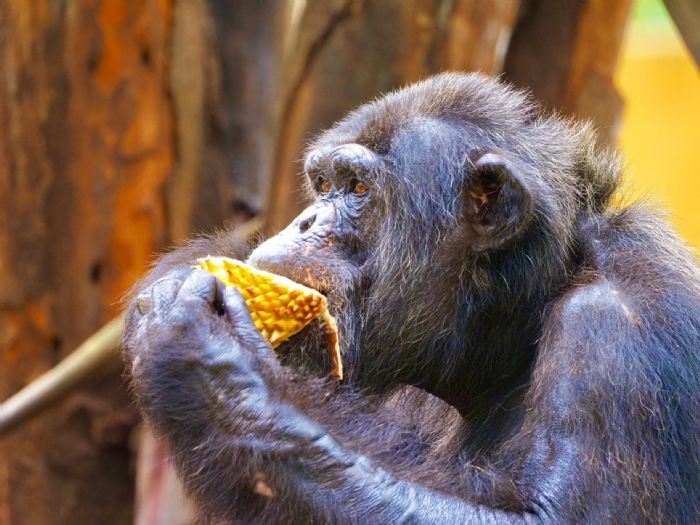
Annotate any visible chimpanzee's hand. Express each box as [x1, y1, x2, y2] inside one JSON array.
[[125, 270, 285, 425], [125, 268, 343, 481], [124, 268, 478, 524]]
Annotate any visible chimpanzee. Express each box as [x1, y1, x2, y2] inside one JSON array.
[[123, 73, 700, 524]]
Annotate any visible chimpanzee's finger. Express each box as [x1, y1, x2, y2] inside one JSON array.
[[222, 285, 256, 328], [176, 270, 223, 310], [150, 277, 184, 313], [222, 285, 278, 367]]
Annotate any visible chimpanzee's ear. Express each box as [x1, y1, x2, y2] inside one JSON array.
[[462, 152, 535, 252]]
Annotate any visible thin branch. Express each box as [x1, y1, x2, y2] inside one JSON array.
[[0, 314, 125, 436]]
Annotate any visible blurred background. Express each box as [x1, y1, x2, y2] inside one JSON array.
[[0, 0, 697, 523], [617, 0, 700, 249]]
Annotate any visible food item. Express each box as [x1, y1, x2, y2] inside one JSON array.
[[196, 256, 342, 380]]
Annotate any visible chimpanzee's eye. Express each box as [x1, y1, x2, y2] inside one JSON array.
[[318, 178, 332, 193], [352, 180, 368, 194]]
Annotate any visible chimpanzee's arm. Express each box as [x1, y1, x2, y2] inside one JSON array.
[[125, 270, 605, 524]]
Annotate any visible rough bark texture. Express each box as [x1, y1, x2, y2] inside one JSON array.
[[0, 1, 173, 523], [0, 1, 273, 523], [167, 0, 284, 237]]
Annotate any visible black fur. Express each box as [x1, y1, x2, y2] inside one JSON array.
[[123, 73, 700, 524]]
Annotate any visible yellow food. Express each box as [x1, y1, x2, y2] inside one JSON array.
[[196, 256, 342, 380]]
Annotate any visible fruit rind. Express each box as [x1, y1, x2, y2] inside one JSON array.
[[196, 256, 343, 380]]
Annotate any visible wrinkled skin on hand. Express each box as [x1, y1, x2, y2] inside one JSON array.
[[130, 271, 277, 404], [128, 269, 337, 450]]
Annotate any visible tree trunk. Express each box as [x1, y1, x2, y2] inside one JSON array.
[[0, 1, 270, 523], [0, 1, 173, 522], [504, 0, 633, 141]]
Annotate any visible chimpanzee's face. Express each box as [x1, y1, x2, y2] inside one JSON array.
[[247, 100, 538, 384], [246, 141, 383, 299], [248, 111, 530, 299]]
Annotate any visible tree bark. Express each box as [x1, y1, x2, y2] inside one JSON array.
[[168, 0, 285, 236], [504, 0, 633, 141], [0, 1, 173, 523]]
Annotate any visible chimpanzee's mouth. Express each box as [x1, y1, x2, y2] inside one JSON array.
[[246, 259, 331, 297]]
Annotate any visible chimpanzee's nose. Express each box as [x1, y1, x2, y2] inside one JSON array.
[[298, 212, 316, 233], [294, 204, 335, 235]]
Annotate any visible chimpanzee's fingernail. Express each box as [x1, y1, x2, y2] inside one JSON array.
[[152, 278, 182, 310], [135, 293, 153, 315], [178, 270, 218, 303]]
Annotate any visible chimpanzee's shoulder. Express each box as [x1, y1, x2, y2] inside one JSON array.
[[577, 204, 699, 296]]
